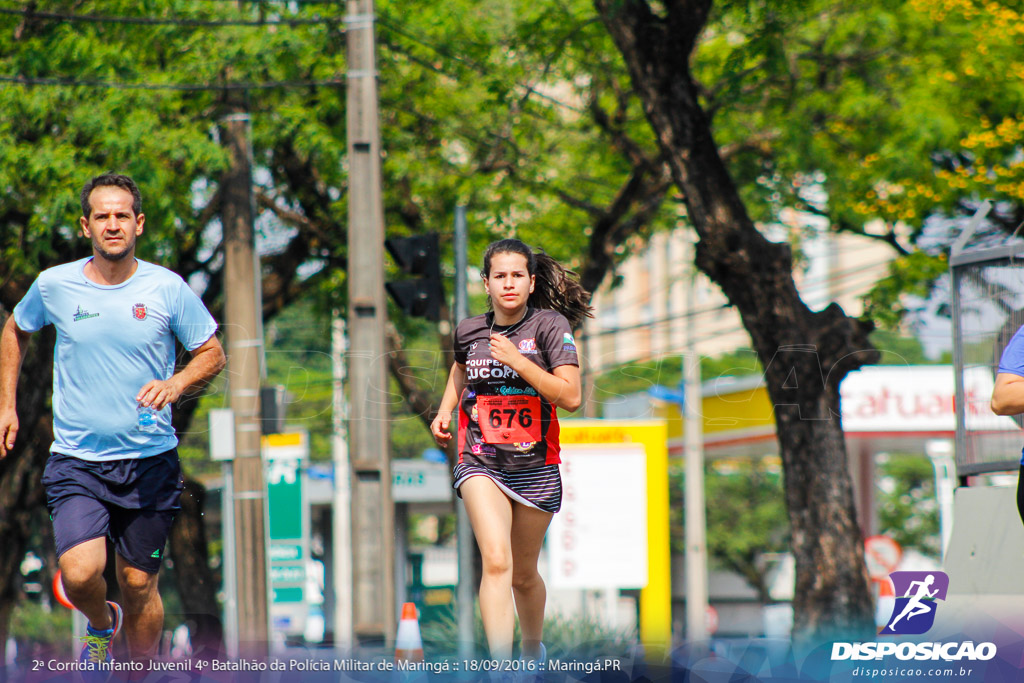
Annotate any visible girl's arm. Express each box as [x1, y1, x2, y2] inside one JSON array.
[[431, 362, 467, 446], [488, 334, 582, 412]]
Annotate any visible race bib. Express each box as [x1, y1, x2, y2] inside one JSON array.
[[476, 395, 542, 444]]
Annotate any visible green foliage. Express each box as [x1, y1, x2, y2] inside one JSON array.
[[695, 1, 986, 235], [420, 607, 636, 660], [673, 458, 789, 600], [535, 612, 637, 660], [591, 350, 763, 407], [701, 349, 764, 382], [876, 453, 940, 559], [868, 329, 940, 365], [10, 601, 72, 655], [861, 252, 950, 329]]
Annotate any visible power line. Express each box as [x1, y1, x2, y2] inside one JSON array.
[[0, 6, 339, 26], [1, 5, 583, 115], [375, 13, 487, 76], [588, 261, 892, 341], [0, 74, 343, 90], [376, 13, 584, 114], [588, 302, 733, 337], [601, 237, 893, 312]]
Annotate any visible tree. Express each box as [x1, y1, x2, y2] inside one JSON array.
[[0, 0, 679, 654], [4, 0, 1007, 650], [672, 458, 790, 603], [590, 0, 879, 641], [876, 453, 941, 559], [0, 1, 348, 656]]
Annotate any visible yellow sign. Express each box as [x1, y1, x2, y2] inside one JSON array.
[[560, 420, 671, 659], [652, 381, 776, 449]]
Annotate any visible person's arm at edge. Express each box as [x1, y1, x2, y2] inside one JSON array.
[[136, 334, 227, 411], [0, 316, 32, 458], [430, 362, 466, 447], [991, 372, 1024, 415]]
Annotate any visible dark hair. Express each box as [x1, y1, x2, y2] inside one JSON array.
[[80, 173, 142, 218], [481, 238, 594, 328]]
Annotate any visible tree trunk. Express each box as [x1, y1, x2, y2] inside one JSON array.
[[167, 351, 223, 656], [593, 0, 876, 641], [0, 322, 55, 667]]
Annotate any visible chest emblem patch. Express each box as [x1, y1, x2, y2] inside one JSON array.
[[132, 303, 148, 321], [518, 338, 538, 354], [72, 305, 99, 322]]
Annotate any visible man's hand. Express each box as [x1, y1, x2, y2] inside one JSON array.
[[136, 335, 226, 412], [0, 317, 31, 459], [136, 378, 184, 411], [0, 407, 18, 459]]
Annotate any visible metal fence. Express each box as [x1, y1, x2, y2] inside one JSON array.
[[952, 205, 1024, 478]]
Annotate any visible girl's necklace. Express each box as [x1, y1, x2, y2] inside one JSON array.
[[489, 307, 529, 338]]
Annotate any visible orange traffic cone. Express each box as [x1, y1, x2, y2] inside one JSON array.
[[395, 602, 424, 663]]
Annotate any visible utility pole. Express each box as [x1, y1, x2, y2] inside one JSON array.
[[453, 206, 474, 658], [221, 111, 269, 654], [683, 263, 709, 645], [331, 315, 353, 648], [345, 0, 395, 646]]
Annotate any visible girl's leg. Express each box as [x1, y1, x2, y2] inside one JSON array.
[[510, 502, 553, 660], [460, 476, 515, 659]]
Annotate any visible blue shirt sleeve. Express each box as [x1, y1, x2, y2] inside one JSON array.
[[170, 279, 218, 351], [12, 277, 48, 333], [998, 325, 1024, 377]]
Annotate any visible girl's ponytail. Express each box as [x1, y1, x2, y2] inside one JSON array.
[[529, 252, 593, 329]]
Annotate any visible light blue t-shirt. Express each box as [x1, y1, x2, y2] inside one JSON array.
[[14, 258, 218, 461]]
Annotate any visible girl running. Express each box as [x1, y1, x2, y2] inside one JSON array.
[[431, 238, 592, 661]]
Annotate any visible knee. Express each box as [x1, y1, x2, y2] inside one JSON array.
[[59, 562, 104, 594], [119, 567, 158, 602], [480, 547, 513, 579], [512, 566, 542, 592]]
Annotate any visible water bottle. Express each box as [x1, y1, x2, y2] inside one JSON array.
[[137, 404, 157, 433]]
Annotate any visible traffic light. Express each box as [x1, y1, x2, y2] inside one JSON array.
[[384, 233, 444, 321]]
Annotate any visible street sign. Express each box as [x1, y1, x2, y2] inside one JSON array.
[[392, 459, 452, 503], [264, 431, 310, 637], [549, 445, 649, 588], [864, 535, 902, 579]]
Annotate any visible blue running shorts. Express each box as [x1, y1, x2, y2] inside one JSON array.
[[42, 449, 183, 574]]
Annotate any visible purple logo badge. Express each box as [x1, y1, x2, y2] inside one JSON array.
[[880, 571, 949, 635]]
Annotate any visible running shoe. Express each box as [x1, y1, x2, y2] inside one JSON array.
[[520, 642, 546, 663], [516, 642, 546, 683], [78, 601, 123, 683]]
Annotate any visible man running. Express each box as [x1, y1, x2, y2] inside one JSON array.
[[0, 173, 225, 677]]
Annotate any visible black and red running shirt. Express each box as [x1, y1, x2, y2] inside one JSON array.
[[453, 307, 579, 471]]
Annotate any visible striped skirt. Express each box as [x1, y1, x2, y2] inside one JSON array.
[[453, 463, 562, 513]]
